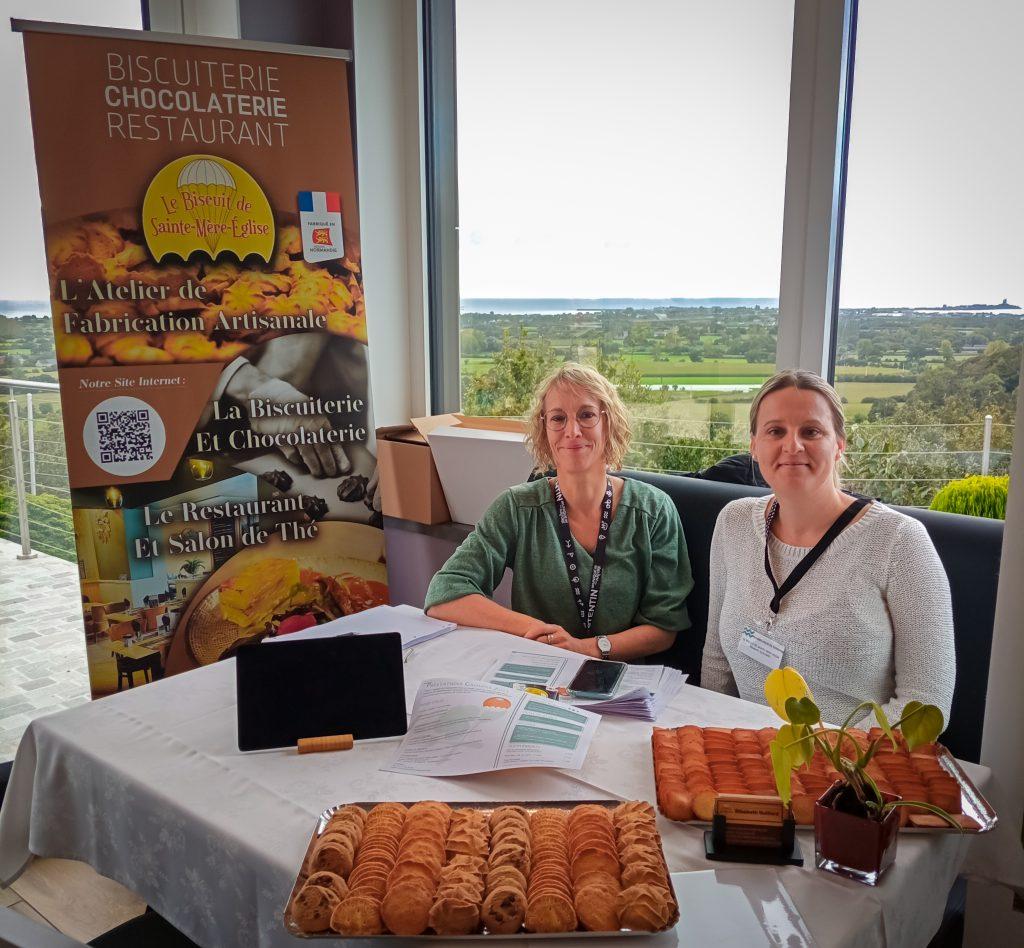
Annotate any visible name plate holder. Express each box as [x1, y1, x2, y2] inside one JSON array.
[[704, 794, 804, 866]]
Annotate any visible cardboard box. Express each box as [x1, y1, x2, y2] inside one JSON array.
[[426, 416, 533, 525], [376, 417, 452, 525], [377, 414, 533, 526]]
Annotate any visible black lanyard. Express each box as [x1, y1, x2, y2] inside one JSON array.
[[553, 479, 614, 634], [764, 496, 870, 622]]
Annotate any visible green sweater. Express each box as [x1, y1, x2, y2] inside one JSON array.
[[424, 478, 693, 638]]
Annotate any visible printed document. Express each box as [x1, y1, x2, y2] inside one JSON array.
[[382, 678, 600, 776]]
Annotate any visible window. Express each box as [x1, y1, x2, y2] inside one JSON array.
[[452, 0, 793, 474], [0, 1, 143, 560], [834, 0, 1021, 508]]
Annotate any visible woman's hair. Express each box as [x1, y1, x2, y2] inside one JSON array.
[[749, 369, 846, 439], [525, 362, 632, 472], [749, 369, 847, 485]]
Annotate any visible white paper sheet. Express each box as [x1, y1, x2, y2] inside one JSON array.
[[381, 677, 600, 776]]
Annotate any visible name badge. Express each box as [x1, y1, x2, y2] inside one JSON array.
[[737, 626, 784, 669]]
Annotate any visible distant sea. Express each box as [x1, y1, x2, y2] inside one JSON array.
[[2, 297, 1019, 319], [460, 297, 779, 315]]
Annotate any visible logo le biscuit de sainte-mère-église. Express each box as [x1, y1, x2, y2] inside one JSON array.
[[142, 154, 275, 262], [298, 191, 344, 264]]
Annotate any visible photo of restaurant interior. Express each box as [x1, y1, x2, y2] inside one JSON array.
[[0, 1, 1022, 947]]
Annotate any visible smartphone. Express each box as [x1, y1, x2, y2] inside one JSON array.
[[567, 659, 627, 700]]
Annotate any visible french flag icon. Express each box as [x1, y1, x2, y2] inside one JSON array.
[[298, 191, 342, 214], [298, 191, 344, 263]]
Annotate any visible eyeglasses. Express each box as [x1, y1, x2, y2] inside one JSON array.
[[543, 408, 605, 431]]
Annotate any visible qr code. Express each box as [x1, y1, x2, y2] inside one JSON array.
[[96, 409, 154, 465]]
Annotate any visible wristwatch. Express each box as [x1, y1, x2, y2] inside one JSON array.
[[597, 635, 612, 660]]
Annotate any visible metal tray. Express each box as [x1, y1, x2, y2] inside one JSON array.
[[657, 744, 997, 835], [284, 799, 680, 939], [932, 748, 998, 834]]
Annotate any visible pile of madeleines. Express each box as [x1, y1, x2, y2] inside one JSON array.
[[289, 800, 679, 936], [653, 725, 970, 826]]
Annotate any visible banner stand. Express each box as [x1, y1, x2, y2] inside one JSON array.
[[16, 19, 388, 698]]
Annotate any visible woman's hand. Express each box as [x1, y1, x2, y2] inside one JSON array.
[[523, 622, 585, 652]]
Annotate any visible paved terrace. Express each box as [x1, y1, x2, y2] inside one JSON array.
[[0, 539, 91, 761]]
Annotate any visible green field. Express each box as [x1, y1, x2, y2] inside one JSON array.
[[619, 354, 774, 379], [639, 374, 764, 385], [461, 350, 924, 433], [835, 365, 916, 380], [835, 381, 915, 418], [461, 357, 496, 377]]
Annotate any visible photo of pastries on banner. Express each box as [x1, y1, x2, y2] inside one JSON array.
[[175, 526, 387, 671], [48, 210, 365, 367], [287, 801, 680, 937]]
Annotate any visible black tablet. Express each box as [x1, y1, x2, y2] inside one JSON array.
[[235, 632, 407, 751]]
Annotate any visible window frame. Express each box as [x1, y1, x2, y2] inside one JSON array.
[[423, 0, 857, 410], [422, 0, 462, 413]]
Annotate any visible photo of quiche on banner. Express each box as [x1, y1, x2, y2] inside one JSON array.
[[47, 207, 366, 369], [163, 522, 387, 675]]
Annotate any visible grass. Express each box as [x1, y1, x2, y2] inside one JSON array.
[[619, 354, 775, 378], [640, 374, 765, 385], [835, 381, 915, 418], [835, 365, 916, 379], [459, 348, 957, 429], [461, 352, 777, 385]]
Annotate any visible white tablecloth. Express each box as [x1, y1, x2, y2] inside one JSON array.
[[0, 628, 1017, 948]]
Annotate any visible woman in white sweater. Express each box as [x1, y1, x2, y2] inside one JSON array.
[[701, 369, 956, 727]]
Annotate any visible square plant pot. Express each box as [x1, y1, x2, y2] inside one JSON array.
[[814, 781, 900, 885]]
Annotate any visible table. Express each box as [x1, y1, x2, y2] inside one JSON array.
[[0, 627, 1019, 948], [104, 611, 138, 625], [108, 643, 158, 661], [108, 642, 162, 689]]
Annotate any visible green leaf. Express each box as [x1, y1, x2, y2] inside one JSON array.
[[872, 703, 897, 749], [769, 739, 792, 805], [778, 723, 814, 768], [784, 696, 821, 726], [900, 702, 945, 751]]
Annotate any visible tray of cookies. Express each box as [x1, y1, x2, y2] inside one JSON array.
[[652, 725, 996, 833], [284, 799, 680, 938]]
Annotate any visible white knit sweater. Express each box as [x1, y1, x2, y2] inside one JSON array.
[[701, 496, 956, 728]]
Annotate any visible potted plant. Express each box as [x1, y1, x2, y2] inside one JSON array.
[[179, 558, 204, 580], [764, 667, 957, 885]]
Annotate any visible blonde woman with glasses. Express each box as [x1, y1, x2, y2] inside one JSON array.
[[701, 369, 955, 726], [425, 363, 693, 660]]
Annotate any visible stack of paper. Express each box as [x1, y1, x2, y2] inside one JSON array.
[[265, 604, 456, 650], [578, 665, 686, 719], [483, 649, 687, 722]]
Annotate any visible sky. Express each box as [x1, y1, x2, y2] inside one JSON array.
[[455, 0, 1024, 307], [0, 0, 142, 305], [0, 0, 1020, 309]]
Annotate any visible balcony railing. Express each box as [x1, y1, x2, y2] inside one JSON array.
[[625, 413, 1012, 509], [0, 378, 1012, 563], [1, 377, 72, 561]]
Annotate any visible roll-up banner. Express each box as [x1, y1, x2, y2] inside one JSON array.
[[16, 23, 387, 697]]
